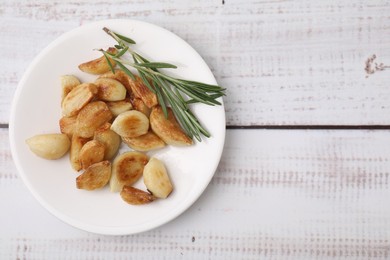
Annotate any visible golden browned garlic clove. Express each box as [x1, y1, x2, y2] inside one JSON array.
[[70, 135, 90, 171], [127, 75, 158, 108], [75, 101, 113, 138], [106, 99, 133, 117], [78, 140, 105, 170], [110, 151, 148, 192], [132, 98, 151, 117], [59, 115, 77, 137], [26, 134, 70, 160], [143, 157, 173, 199], [122, 131, 165, 152], [61, 83, 98, 117], [150, 106, 193, 146], [99, 70, 137, 102], [94, 78, 127, 101], [78, 47, 117, 75], [76, 160, 111, 190], [110, 110, 149, 138], [120, 186, 156, 205], [94, 123, 121, 160], [60, 75, 81, 103]]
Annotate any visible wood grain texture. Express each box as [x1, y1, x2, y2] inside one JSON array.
[[1, 1, 390, 259], [1, 0, 390, 125], [0, 129, 18, 181], [1, 129, 389, 259]]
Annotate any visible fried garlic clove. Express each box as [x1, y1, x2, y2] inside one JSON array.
[[60, 75, 81, 104], [70, 135, 90, 171], [120, 186, 156, 205], [94, 123, 121, 160], [79, 140, 105, 170], [150, 105, 193, 146], [59, 115, 77, 138], [110, 110, 149, 138], [106, 99, 133, 117], [99, 70, 135, 98], [143, 157, 173, 199], [78, 47, 117, 75], [132, 98, 151, 117], [127, 75, 158, 108], [75, 101, 113, 138], [61, 83, 98, 117], [110, 151, 148, 192], [122, 131, 165, 152], [94, 78, 127, 101], [76, 161, 111, 190], [26, 134, 70, 160], [99, 69, 132, 95]]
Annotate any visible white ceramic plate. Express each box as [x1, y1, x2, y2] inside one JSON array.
[[9, 19, 225, 235]]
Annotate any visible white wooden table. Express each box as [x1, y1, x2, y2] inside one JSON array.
[[1, 0, 390, 259]]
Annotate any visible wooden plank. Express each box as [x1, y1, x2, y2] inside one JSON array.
[[1, 128, 389, 259], [0, 129, 18, 181], [1, 0, 390, 126]]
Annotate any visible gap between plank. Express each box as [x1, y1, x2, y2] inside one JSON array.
[[2, 123, 390, 130], [227, 125, 390, 130]]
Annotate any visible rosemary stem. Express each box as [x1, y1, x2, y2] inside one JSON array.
[[101, 27, 225, 141]]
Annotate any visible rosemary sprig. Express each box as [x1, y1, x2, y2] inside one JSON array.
[[101, 27, 225, 141]]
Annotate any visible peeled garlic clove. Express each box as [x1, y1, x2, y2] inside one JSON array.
[[60, 75, 81, 104], [110, 110, 149, 138], [75, 101, 112, 138], [143, 157, 173, 199], [106, 99, 133, 117], [122, 131, 165, 152], [110, 151, 148, 192], [127, 75, 158, 108], [109, 167, 121, 192], [94, 123, 121, 160], [61, 83, 98, 117], [132, 98, 151, 117], [150, 105, 193, 146], [76, 161, 111, 190], [99, 70, 134, 96], [59, 115, 77, 137], [94, 78, 127, 101], [70, 135, 90, 171], [26, 134, 70, 160], [78, 140, 105, 170], [120, 186, 156, 205], [78, 47, 117, 75]]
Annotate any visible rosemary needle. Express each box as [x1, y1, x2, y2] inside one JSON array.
[[101, 27, 225, 141]]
